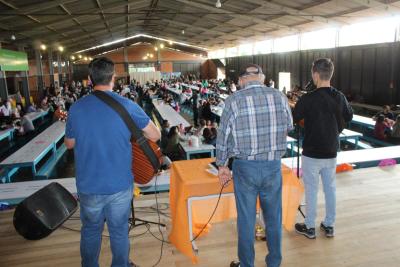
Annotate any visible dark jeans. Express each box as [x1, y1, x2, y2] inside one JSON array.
[[233, 159, 282, 267]]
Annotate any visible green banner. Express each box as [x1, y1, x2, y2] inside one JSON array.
[[0, 49, 29, 71]]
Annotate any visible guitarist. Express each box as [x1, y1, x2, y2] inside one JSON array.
[[65, 57, 161, 267]]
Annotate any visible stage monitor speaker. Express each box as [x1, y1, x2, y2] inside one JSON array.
[[13, 182, 78, 240]]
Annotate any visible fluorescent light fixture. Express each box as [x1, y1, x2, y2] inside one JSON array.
[[73, 34, 208, 54]]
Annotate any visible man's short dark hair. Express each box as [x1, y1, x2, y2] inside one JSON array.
[[312, 58, 334, 81], [88, 57, 115, 86]]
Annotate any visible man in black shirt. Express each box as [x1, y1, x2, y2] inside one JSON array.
[[293, 58, 353, 239]]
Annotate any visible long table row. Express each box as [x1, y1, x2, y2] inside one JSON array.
[[0, 121, 65, 183], [0, 109, 49, 143]]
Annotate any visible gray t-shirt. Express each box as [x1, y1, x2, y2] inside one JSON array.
[[21, 116, 35, 133]]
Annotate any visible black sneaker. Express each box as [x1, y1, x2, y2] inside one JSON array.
[[320, 222, 334, 238], [230, 261, 240, 267], [295, 223, 316, 239]]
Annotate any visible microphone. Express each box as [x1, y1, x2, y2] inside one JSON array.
[[305, 79, 316, 92]]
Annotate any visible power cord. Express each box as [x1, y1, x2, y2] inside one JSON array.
[[63, 175, 229, 266], [190, 179, 230, 242], [150, 171, 169, 267]]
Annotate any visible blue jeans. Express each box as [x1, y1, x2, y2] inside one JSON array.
[[232, 159, 282, 267], [302, 155, 337, 229], [78, 185, 133, 267]]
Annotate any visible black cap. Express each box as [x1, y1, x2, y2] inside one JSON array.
[[239, 64, 264, 77]]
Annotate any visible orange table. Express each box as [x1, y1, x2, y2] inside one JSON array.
[[168, 158, 304, 264]]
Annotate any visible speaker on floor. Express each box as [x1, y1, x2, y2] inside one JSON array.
[[13, 182, 78, 240]]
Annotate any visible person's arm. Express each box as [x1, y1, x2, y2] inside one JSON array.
[[293, 96, 306, 124], [282, 94, 294, 132], [341, 94, 353, 123], [64, 107, 75, 149], [142, 120, 161, 142], [130, 103, 161, 142]]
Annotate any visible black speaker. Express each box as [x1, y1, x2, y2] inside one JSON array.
[[13, 182, 78, 240]]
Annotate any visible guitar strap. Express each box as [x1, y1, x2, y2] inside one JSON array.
[[93, 90, 161, 172]]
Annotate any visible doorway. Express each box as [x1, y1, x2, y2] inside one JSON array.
[[278, 72, 291, 93]]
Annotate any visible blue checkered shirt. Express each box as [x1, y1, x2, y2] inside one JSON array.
[[216, 81, 293, 166]]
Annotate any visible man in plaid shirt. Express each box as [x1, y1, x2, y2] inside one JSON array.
[[216, 64, 293, 267]]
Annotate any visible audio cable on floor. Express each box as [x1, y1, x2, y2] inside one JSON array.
[[190, 179, 230, 242]]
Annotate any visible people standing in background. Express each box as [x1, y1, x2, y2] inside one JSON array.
[[190, 91, 200, 127], [293, 58, 353, 239], [15, 91, 23, 106]]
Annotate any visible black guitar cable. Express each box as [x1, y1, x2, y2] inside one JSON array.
[[190, 179, 230, 242]]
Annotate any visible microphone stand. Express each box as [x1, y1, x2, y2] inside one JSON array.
[[296, 124, 306, 218], [129, 171, 166, 230]]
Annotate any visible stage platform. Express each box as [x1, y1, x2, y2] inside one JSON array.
[[1, 165, 400, 267]]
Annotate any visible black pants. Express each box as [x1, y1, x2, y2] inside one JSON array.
[[193, 108, 198, 127]]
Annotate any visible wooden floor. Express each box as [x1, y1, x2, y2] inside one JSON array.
[[1, 165, 400, 267]]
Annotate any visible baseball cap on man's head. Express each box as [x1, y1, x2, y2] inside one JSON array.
[[239, 64, 264, 77]]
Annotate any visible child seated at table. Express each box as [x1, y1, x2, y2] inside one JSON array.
[[373, 105, 395, 121], [164, 126, 186, 161], [374, 114, 391, 140], [194, 119, 206, 136]]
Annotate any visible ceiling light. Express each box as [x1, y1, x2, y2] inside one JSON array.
[[147, 53, 150, 56], [216, 0, 222, 8], [154, 47, 158, 51], [58, 46, 64, 52], [84, 57, 88, 61], [181, 30, 185, 34], [150, 54, 154, 58], [11, 35, 16, 41], [193, 54, 196, 57], [89, 57, 93, 60], [160, 43, 164, 49], [78, 55, 82, 59], [70, 55, 75, 60], [40, 44, 47, 50], [168, 41, 173, 45]]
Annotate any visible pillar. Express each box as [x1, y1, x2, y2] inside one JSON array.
[[18, 45, 30, 106], [48, 50, 54, 85], [35, 49, 44, 97]]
